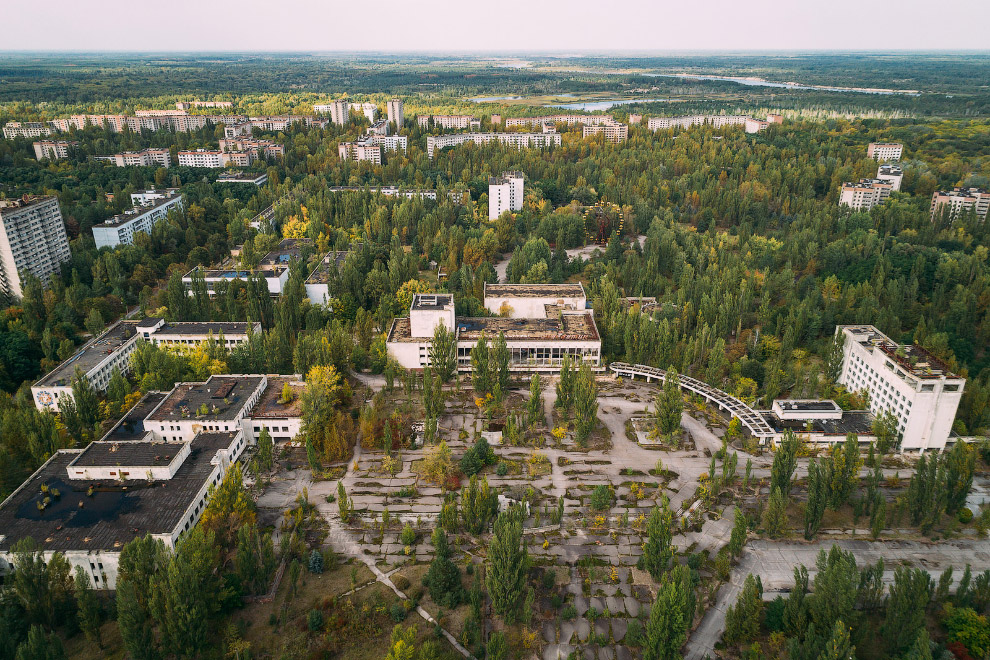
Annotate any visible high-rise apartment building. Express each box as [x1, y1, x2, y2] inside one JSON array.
[[3, 121, 53, 139], [867, 142, 903, 161], [839, 179, 894, 210], [876, 164, 903, 191], [582, 122, 629, 143], [315, 101, 350, 125], [0, 196, 71, 298], [489, 171, 524, 219], [387, 99, 404, 129], [930, 187, 990, 223], [33, 140, 79, 161], [95, 148, 172, 168]]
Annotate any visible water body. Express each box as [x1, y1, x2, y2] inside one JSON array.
[[546, 98, 669, 111], [645, 73, 920, 96], [470, 96, 523, 102]]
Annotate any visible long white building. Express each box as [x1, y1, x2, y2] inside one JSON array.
[[96, 148, 173, 168], [92, 189, 184, 249], [489, 171, 524, 219], [836, 325, 964, 452], [483, 282, 586, 318], [177, 149, 254, 168], [647, 114, 776, 134], [3, 121, 54, 139], [426, 132, 560, 159], [0, 196, 71, 298], [417, 115, 481, 130]]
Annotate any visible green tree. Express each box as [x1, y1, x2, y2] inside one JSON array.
[[724, 573, 763, 646], [527, 373, 543, 426], [728, 507, 748, 557], [944, 605, 990, 660], [574, 363, 599, 445], [116, 536, 160, 660], [828, 434, 862, 510], [429, 323, 457, 383], [880, 567, 932, 655], [762, 487, 788, 539], [945, 440, 976, 514], [492, 332, 510, 401], [486, 506, 529, 623], [643, 571, 687, 660], [14, 626, 65, 660], [10, 539, 73, 629], [783, 565, 809, 637], [655, 367, 683, 435], [84, 308, 105, 338], [642, 497, 673, 580], [823, 331, 845, 386], [424, 527, 463, 609], [804, 458, 828, 540], [462, 475, 498, 535], [870, 494, 886, 539], [254, 427, 274, 474], [819, 619, 854, 660], [471, 332, 492, 397], [337, 482, 351, 522], [872, 409, 900, 455], [74, 566, 103, 648], [903, 630, 933, 660], [486, 631, 508, 660], [810, 546, 859, 633], [555, 355, 575, 412], [770, 430, 799, 496]]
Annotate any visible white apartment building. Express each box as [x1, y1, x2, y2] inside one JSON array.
[[836, 325, 965, 452], [32, 320, 141, 412], [582, 122, 629, 143], [839, 179, 894, 211], [504, 115, 615, 128], [489, 171, 524, 219], [356, 102, 377, 122], [338, 141, 382, 164], [876, 164, 903, 191], [33, 140, 79, 161], [176, 100, 233, 110], [646, 114, 772, 134], [100, 148, 173, 167], [130, 188, 177, 205], [426, 132, 561, 159], [315, 101, 350, 125], [182, 265, 290, 297], [0, 196, 71, 299], [417, 115, 481, 130], [483, 282, 587, 318], [177, 149, 254, 168], [930, 187, 990, 223], [3, 121, 54, 139], [218, 137, 284, 159], [387, 99, 404, 128], [92, 189, 184, 249], [367, 120, 390, 136], [867, 142, 903, 161], [386, 293, 602, 373]]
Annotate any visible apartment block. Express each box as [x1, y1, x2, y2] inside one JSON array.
[[876, 164, 903, 191], [338, 141, 382, 164], [367, 120, 390, 136], [417, 115, 481, 130], [647, 114, 772, 133], [867, 142, 903, 161], [582, 122, 629, 143], [387, 99, 404, 128], [837, 325, 964, 452], [92, 189, 184, 249], [218, 137, 284, 159], [315, 101, 350, 125], [426, 132, 560, 159], [504, 115, 615, 128], [95, 148, 172, 168], [930, 187, 990, 223], [0, 196, 71, 298], [3, 121, 53, 139], [135, 318, 260, 348], [33, 140, 79, 161], [489, 171, 524, 219], [839, 179, 894, 211], [177, 149, 254, 168]]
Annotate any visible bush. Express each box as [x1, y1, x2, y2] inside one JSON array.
[[541, 569, 556, 590], [308, 549, 324, 574], [625, 619, 643, 647], [561, 604, 577, 620], [400, 523, 416, 546], [390, 603, 407, 622], [590, 484, 613, 511], [496, 462, 509, 477], [960, 508, 974, 523], [307, 609, 323, 632], [393, 575, 411, 591]]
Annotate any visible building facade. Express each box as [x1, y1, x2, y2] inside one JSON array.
[[647, 114, 773, 133], [92, 189, 184, 249], [387, 99, 404, 128], [33, 140, 79, 161], [582, 122, 629, 143], [839, 179, 894, 210], [930, 187, 990, 223], [867, 143, 903, 161], [426, 132, 560, 159], [417, 115, 481, 130], [3, 121, 54, 139], [0, 196, 71, 299], [483, 283, 587, 318], [488, 171, 524, 219], [836, 325, 964, 452], [177, 149, 254, 168], [876, 164, 903, 191]]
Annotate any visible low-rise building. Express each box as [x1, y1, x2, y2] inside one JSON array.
[[135, 318, 261, 348], [483, 283, 587, 318], [33, 140, 79, 161], [836, 325, 965, 452], [930, 187, 990, 223], [488, 171, 524, 219], [92, 189, 184, 249], [876, 164, 903, 191], [145, 375, 267, 442], [867, 142, 903, 161], [759, 399, 877, 446], [182, 265, 289, 297], [839, 179, 894, 211], [338, 141, 381, 164], [216, 172, 268, 185], [425, 132, 560, 159], [244, 375, 305, 443]]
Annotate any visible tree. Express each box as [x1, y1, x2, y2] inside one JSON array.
[[943, 605, 990, 660], [574, 363, 599, 445], [810, 546, 859, 633], [945, 440, 976, 514], [471, 332, 492, 397], [823, 331, 844, 385], [10, 539, 73, 629], [903, 630, 933, 660], [643, 497, 673, 580], [255, 427, 274, 474], [486, 506, 529, 623], [198, 467, 255, 548], [827, 434, 862, 510], [423, 527, 463, 609], [84, 308, 105, 338], [870, 494, 886, 539], [655, 367, 682, 435], [421, 440, 453, 488], [819, 619, 854, 660], [337, 482, 351, 522], [117, 536, 160, 660], [309, 549, 324, 574], [555, 355, 575, 412], [486, 631, 508, 660], [527, 373, 543, 426], [492, 332, 510, 401], [429, 323, 457, 383], [461, 475, 498, 535], [762, 487, 788, 538], [872, 409, 900, 455], [770, 430, 799, 496], [643, 571, 687, 660], [724, 573, 763, 646], [14, 626, 64, 660], [880, 567, 932, 655], [804, 458, 828, 540], [783, 565, 809, 637], [235, 523, 276, 595], [74, 566, 103, 649], [590, 484, 613, 511], [728, 507, 748, 557]]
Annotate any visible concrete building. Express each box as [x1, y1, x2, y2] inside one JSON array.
[[488, 171, 524, 220], [647, 114, 772, 133], [98, 148, 172, 168], [387, 99, 404, 129], [31, 320, 141, 412], [356, 102, 377, 122], [758, 399, 877, 446], [483, 283, 587, 318], [876, 164, 903, 191], [315, 101, 350, 125], [839, 179, 894, 211], [930, 187, 990, 223], [135, 318, 261, 348], [417, 115, 481, 130], [303, 250, 351, 306], [367, 119, 390, 136], [176, 100, 233, 110], [504, 115, 616, 128], [628, 114, 643, 125], [426, 132, 560, 159], [216, 172, 268, 186], [92, 189, 184, 249], [177, 149, 254, 168], [0, 196, 71, 299], [33, 140, 79, 161], [218, 137, 284, 159], [867, 142, 903, 161], [146, 375, 267, 443], [582, 122, 629, 143], [836, 325, 965, 452], [182, 265, 289, 297], [386, 293, 602, 373], [4, 121, 54, 139], [338, 141, 382, 164]]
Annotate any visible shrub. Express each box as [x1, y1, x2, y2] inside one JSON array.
[[590, 484, 613, 511], [308, 549, 324, 574], [541, 569, 556, 590], [390, 603, 407, 622], [625, 620, 643, 647], [400, 523, 416, 546], [496, 462, 509, 477], [307, 609, 323, 632], [960, 508, 974, 523], [561, 604, 577, 620], [393, 575, 411, 591]]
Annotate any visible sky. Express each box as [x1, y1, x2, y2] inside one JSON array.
[[4, 0, 990, 52]]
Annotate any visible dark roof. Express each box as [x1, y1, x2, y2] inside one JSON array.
[[411, 294, 453, 311], [0, 432, 235, 553], [71, 441, 185, 468], [34, 321, 137, 388], [154, 322, 257, 336], [760, 411, 875, 436], [100, 392, 167, 443], [147, 376, 265, 422]]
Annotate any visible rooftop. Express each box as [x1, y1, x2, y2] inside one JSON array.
[[760, 410, 875, 437], [251, 376, 305, 419], [389, 312, 600, 343], [0, 195, 57, 212], [842, 325, 959, 380], [100, 392, 167, 443], [259, 238, 311, 267], [0, 432, 236, 553], [305, 251, 350, 284], [34, 321, 137, 388], [153, 322, 259, 337], [70, 440, 185, 469], [147, 376, 265, 422], [216, 172, 267, 182], [411, 294, 454, 311], [485, 283, 586, 299], [774, 400, 842, 412], [94, 191, 182, 228]]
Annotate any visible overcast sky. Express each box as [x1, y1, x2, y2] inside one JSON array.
[[4, 0, 990, 51]]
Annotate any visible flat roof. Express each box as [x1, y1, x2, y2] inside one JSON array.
[[154, 322, 257, 336], [388, 312, 599, 343], [34, 321, 137, 388], [841, 325, 959, 379], [259, 238, 311, 266], [411, 294, 454, 311], [760, 410, 875, 436], [305, 251, 349, 284], [100, 392, 168, 443], [0, 432, 236, 553], [147, 376, 265, 422], [94, 192, 181, 228], [71, 440, 185, 468], [251, 376, 304, 419], [485, 283, 586, 299], [774, 400, 841, 412]]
